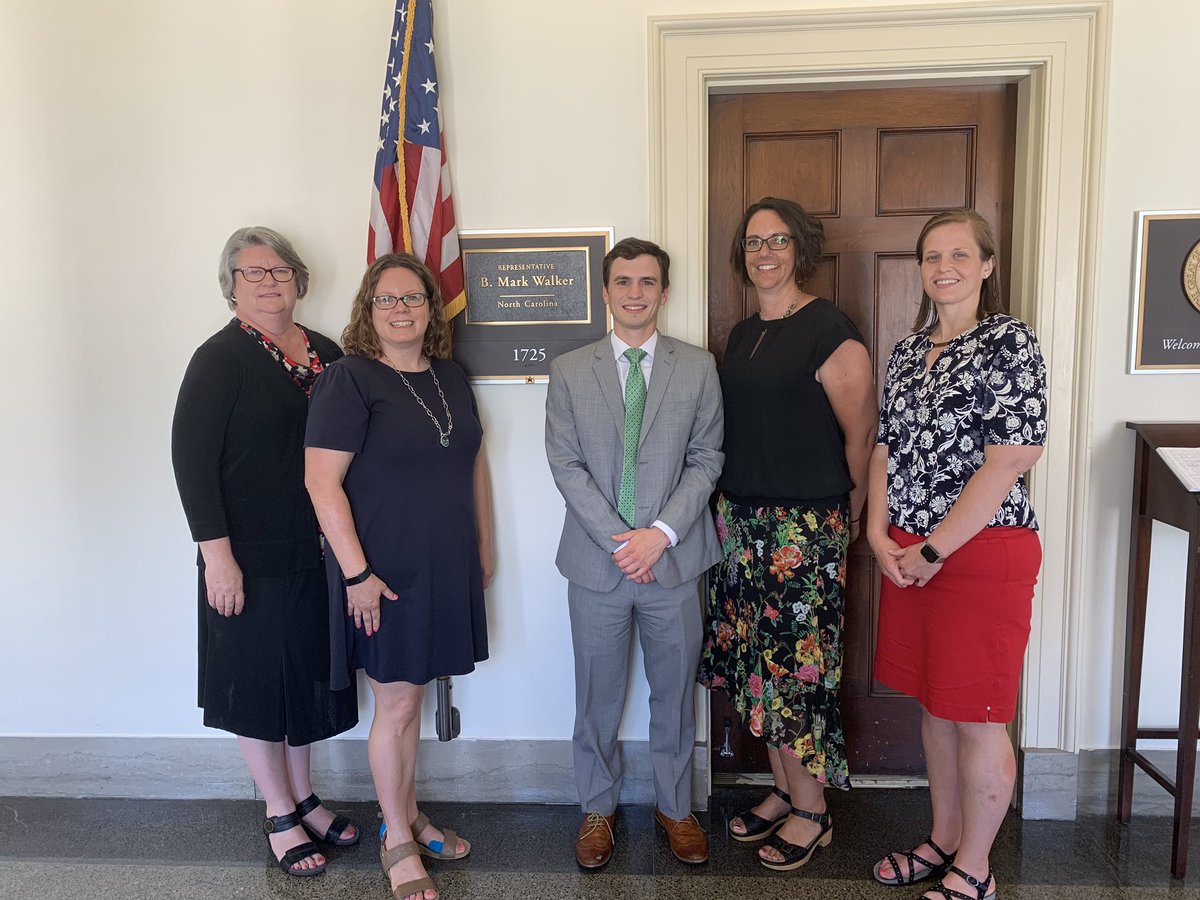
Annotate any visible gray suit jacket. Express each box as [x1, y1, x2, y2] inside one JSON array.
[[545, 333, 725, 592]]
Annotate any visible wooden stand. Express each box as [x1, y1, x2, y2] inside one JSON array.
[[1118, 422, 1200, 878]]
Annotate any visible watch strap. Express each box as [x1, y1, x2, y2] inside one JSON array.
[[344, 564, 373, 586]]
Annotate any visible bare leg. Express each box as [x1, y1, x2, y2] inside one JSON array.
[[369, 678, 436, 900], [877, 707, 962, 881], [758, 751, 827, 862], [284, 742, 357, 843], [923, 720, 1012, 899], [238, 736, 324, 872], [729, 744, 790, 837]]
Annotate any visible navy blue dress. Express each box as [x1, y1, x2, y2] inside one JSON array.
[[305, 355, 489, 688]]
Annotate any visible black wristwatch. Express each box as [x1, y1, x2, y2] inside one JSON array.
[[919, 541, 943, 564], [344, 564, 373, 586]]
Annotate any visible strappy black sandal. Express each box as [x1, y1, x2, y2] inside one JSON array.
[[924, 864, 996, 900], [263, 809, 327, 877], [758, 807, 832, 871], [296, 792, 360, 847], [873, 835, 955, 885], [728, 786, 791, 842]]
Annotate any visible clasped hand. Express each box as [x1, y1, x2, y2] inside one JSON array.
[[611, 527, 670, 584], [869, 534, 943, 589]]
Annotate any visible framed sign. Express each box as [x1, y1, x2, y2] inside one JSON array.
[[451, 228, 613, 382], [1130, 210, 1200, 374]]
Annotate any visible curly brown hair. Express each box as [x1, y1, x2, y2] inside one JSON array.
[[912, 208, 1003, 333], [730, 197, 825, 287], [341, 253, 453, 360]]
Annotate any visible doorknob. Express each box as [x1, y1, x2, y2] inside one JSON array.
[[720, 718, 734, 758]]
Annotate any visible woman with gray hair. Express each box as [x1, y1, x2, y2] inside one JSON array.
[[172, 226, 359, 877]]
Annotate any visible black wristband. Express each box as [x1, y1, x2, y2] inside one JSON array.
[[919, 541, 943, 564], [344, 564, 373, 586]]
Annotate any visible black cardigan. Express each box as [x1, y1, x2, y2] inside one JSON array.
[[171, 319, 343, 577]]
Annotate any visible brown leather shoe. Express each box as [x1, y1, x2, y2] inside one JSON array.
[[654, 808, 709, 864], [575, 812, 615, 869]]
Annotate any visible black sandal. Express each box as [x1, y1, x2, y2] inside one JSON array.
[[728, 786, 791, 842], [924, 865, 995, 900], [263, 809, 327, 877], [296, 792, 360, 847], [873, 835, 955, 885], [758, 807, 832, 871]]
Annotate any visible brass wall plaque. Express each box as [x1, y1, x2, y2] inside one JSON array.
[[452, 229, 613, 382]]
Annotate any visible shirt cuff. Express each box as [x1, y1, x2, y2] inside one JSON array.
[[652, 520, 679, 547]]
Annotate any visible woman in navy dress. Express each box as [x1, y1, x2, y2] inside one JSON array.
[[869, 209, 1047, 900], [305, 253, 493, 900]]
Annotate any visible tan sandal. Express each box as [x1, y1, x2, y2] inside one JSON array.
[[412, 811, 470, 860], [380, 833, 436, 900]]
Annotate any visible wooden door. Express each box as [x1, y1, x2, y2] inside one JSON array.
[[708, 84, 1017, 777]]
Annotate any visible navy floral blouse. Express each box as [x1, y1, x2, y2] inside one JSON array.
[[877, 314, 1048, 534]]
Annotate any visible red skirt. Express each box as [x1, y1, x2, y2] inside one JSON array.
[[873, 525, 1041, 723]]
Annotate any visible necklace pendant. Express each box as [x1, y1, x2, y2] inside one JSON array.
[[440, 434, 450, 448]]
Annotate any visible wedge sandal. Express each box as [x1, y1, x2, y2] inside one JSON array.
[[728, 786, 791, 842], [758, 807, 832, 872]]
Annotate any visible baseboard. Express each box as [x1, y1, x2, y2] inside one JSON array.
[[0, 736, 709, 809], [9, 737, 1182, 820]]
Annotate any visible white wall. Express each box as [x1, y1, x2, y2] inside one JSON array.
[[0, 0, 1196, 751], [1078, 0, 1200, 746]]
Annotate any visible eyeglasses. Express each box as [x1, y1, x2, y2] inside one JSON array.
[[741, 233, 792, 252], [371, 292, 428, 309], [234, 266, 296, 283]]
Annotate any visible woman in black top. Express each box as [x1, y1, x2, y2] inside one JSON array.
[[172, 227, 359, 878], [698, 198, 877, 871]]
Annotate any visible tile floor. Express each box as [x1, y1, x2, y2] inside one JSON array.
[[1, 786, 1197, 899]]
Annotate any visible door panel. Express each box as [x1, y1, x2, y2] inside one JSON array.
[[708, 84, 1017, 777]]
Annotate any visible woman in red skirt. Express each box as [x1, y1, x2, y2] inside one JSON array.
[[867, 209, 1047, 900]]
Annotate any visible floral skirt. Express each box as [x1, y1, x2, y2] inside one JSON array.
[[697, 494, 851, 789]]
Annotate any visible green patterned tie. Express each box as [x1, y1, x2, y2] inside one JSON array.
[[618, 347, 647, 528]]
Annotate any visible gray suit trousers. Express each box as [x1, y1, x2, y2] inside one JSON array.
[[567, 575, 704, 820]]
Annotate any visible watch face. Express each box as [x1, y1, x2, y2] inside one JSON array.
[[920, 542, 941, 564]]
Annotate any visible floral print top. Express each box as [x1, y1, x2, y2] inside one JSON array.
[[877, 313, 1047, 534], [236, 318, 326, 396]]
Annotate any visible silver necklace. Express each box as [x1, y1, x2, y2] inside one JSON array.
[[381, 356, 454, 447], [760, 296, 800, 321]]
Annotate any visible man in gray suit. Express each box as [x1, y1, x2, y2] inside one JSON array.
[[545, 237, 724, 869]]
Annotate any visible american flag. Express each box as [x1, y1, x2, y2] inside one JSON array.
[[369, 0, 465, 319]]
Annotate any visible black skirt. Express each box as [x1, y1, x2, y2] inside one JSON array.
[[197, 565, 358, 746]]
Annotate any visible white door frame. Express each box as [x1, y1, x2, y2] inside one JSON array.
[[649, 1, 1110, 767]]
